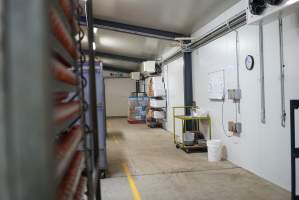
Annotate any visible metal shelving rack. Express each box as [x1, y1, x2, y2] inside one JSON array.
[[2, 0, 101, 199]]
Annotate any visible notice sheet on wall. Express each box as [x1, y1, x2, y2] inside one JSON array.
[[208, 70, 225, 100]]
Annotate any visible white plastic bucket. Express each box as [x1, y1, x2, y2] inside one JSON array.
[[207, 140, 222, 162]]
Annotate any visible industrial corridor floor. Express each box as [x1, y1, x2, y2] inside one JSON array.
[[101, 118, 290, 200]]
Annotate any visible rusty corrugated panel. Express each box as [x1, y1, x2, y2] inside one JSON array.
[[53, 60, 78, 85], [56, 126, 83, 179], [73, 176, 87, 200], [50, 8, 78, 59], [54, 92, 69, 103], [58, 0, 80, 33], [54, 101, 81, 124], [57, 152, 85, 200], [59, 0, 72, 23]]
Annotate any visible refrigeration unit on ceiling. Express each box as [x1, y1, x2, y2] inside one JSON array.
[[246, 0, 299, 24]]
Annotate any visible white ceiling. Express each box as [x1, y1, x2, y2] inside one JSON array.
[[93, 0, 240, 35], [82, 27, 177, 71], [83, 0, 240, 72], [94, 29, 177, 60]]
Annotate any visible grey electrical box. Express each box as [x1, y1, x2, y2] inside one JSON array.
[[228, 89, 242, 101], [235, 122, 242, 136], [228, 121, 242, 135]]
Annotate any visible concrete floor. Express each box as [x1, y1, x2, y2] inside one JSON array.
[[101, 118, 290, 200]]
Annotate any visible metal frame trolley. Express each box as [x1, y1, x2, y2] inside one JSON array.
[[173, 106, 212, 153]]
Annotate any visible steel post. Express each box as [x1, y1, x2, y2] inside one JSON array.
[[86, 0, 101, 199], [3, 0, 54, 199]]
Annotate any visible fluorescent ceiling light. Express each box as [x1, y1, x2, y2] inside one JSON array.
[[93, 42, 96, 50], [99, 37, 117, 47], [93, 27, 98, 34]]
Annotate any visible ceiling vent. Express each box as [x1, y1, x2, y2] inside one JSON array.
[[266, 0, 284, 5], [246, 0, 299, 24], [249, 0, 267, 15]]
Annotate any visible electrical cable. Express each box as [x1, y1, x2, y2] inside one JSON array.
[[226, 20, 241, 114], [222, 100, 233, 138]]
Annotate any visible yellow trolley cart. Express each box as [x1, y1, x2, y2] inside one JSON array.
[[173, 106, 212, 153]]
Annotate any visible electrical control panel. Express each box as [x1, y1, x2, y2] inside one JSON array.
[[228, 89, 242, 101], [246, 0, 299, 25]]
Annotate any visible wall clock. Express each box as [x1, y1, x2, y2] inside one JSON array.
[[245, 55, 254, 70]]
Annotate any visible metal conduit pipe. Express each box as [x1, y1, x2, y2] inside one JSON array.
[[279, 17, 286, 128], [86, 0, 102, 199], [163, 10, 247, 65], [259, 23, 266, 124], [191, 11, 247, 50]]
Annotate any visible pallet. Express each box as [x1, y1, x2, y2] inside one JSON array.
[[128, 120, 146, 124]]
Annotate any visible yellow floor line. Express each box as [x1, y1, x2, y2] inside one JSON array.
[[113, 136, 119, 144], [107, 121, 112, 129], [122, 163, 142, 200]]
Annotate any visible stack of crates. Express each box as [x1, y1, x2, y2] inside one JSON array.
[[128, 96, 149, 124]]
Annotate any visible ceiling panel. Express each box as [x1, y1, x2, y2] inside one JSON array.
[[81, 0, 241, 72], [92, 0, 240, 35], [82, 28, 178, 60]]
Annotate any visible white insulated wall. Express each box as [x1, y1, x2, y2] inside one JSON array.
[[163, 58, 185, 133], [191, 13, 299, 191], [105, 78, 135, 117]]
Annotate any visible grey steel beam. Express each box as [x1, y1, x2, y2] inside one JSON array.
[[83, 50, 146, 63], [183, 50, 193, 115], [0, 0, 9, 199], [3, 0, 54, 200], [80, 16, 188, 41], [86, 0, 102, 199], [94, 51, 146, 63], [103, 64, 134, 73]]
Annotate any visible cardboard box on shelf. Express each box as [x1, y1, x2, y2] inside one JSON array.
[[149, 99, 166, 108], [141, 61, 156, 73], [128, 96, 149, 123], [147, 76, 166, 97], [147, 109, 165, 119], [130, 72, 141, 80]]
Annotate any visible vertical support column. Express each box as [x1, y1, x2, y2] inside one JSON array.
[[183, 50, 193, 115], [136, 80, 140, 94], [4, 0, 54, 199], [183, 47, 193, 131], [86, 0, 101, 199], [0, 0, 9, 199]]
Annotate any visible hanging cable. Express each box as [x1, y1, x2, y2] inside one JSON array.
[[222, 101, 233, 138]]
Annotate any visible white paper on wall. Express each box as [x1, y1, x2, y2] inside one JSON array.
[[208, 70, 225, 100]]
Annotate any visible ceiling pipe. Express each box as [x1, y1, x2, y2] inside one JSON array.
[[82, 50, 146, 63], [163, 10, 247, 64], [103, 64, 135, 73]]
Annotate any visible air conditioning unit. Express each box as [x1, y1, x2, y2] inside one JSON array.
[[130, 72, 141, 80], [246, 0, 299, 24], [141, 61, 156, 73]]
